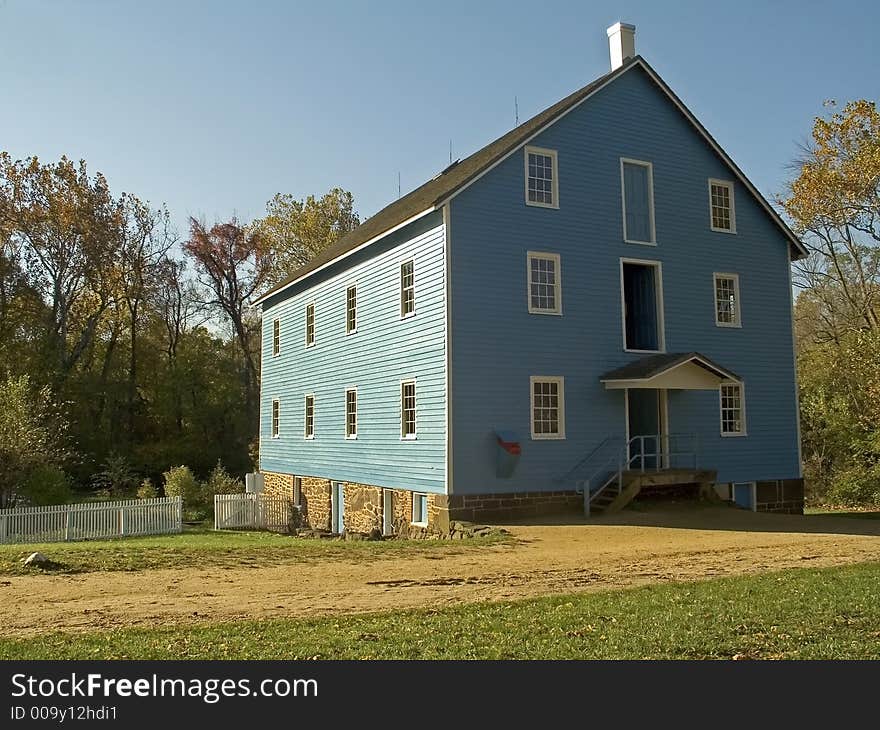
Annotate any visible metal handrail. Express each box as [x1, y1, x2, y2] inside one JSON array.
[[584, 432, 700, 516]]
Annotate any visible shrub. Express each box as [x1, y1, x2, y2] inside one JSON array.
[[162, 465, 200, 507], [137, 478, 157, 500], [19, 464, 72, 506], [826, 465, 880, 507], [203, 460, 245, 502], [91, 454, 138, 498]]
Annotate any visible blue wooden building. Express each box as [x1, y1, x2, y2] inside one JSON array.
[[253, 22, 806, 534]]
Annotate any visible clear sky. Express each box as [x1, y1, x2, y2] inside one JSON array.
[[2, 0, 878, 236]]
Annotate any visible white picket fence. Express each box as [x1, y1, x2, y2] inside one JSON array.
[[214, 493, 293, 532], [0, 496, 183, 545]]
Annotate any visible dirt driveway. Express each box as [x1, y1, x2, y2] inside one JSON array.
[[3, 505, 880, 637]]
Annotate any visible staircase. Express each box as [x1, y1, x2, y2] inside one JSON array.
[[559, 433, 714, 517]]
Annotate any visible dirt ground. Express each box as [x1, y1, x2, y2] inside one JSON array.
[[3, 504, 880, 638]]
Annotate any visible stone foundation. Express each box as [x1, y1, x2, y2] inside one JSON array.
[[435, 491, 582, 526], [755, 478, 805, 514]]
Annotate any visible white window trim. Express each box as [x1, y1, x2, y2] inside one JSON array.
[[271, 398, 280, 439], [272, 318, 281, 357], [304, 393, 315, 440], [400, 379, 417, 441], [346, 283, 358, 335], [345, 387, 358, 440], [529, 375, 566, 441], [400, 260, 416, 319], [524, 146, 559, 209], [411, 492, 428, 527], [720, 380, 747, 437], [526, 251, 563, 315], [708, 178, 737, 234], [619, 258, 666, 354], [713, 272, 742, 328], [305, 302, 316, 348], [620, 158, 656, 245]]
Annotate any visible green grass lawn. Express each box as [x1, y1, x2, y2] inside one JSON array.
[[3, 562, 879, 660], [0, 527, 509, 576]]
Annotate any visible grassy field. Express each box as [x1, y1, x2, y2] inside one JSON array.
[[3, 562, 879, 659], [0, 527, 509, 576]]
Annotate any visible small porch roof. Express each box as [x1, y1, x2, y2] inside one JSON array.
[[599, 352, 740, 390]]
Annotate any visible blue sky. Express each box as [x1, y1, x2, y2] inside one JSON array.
[[1, 0, 877, 235]]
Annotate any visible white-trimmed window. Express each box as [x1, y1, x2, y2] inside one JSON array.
[[304, 394, 315, 439], [714, 273, 741, 327], [709, 179, 736, 233], [525, 146, 559, 208], [293, 477, 302, 506], [272, 318, 280, 356], [305, 303, 315, 347], [400, 261, 415, 317], [401, 380, 416, 439], [527, 252, 562, 315], [530, 376, 565, 440], [412, 493, 428, 526], [720, 381, 746, 436], [621, 158, 656, 244], [346, 285, 357, 334], [345, 388, 357, 439], [271, 398, 280, 438]]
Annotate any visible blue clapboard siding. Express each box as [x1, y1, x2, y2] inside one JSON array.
[[449, 64, 800, 494], [259, 212, 446, 493]]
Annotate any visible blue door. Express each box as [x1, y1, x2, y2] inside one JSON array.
[[332, 482, 345, 533], [733, 482, 755, 511], [627, 389, 660, 469]]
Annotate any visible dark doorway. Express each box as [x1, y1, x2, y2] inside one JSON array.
[[623, 262, 661, 351], [627, 389, 666, 469]]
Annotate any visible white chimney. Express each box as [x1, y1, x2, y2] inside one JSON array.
[[607, 22, 636, 71]]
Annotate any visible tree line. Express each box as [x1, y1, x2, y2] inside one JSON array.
[[0, 151, 357, 506], [0, 98, 878, 508]]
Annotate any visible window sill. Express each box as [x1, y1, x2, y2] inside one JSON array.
[[721, 432, 747, 438], [715, 322, 742, 329], [525, 200, 559, 210], [400, 435, 418, 442], [304, 435, 315, 441], [623, 238, 657, 246], [410, 521, 428, 528], [345, 435, 357, 441], [271, 352, 280, 358], [346, 329, 357, 336], [531, 434, 566, 441], [305, 343, 316, 349], [400, 313, 416, 321], [624, 348, 666, 355], [710, 226, 737, 235], [528, 309, 563, 316], [271, 435, 280, 439]]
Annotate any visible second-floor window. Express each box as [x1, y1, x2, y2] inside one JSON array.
[[345, 388, 357, 439], [272, 318, 280, 356], [621, 158, 655, 244], [400, 260, 415, 317], [305, 303, 315, 347], [714, 273, 741, 327], [709, 179, 736, 233], [271, 399, 280, 438], [346, 285, 357, 334], [527, 252, 562, 315], [304, 394, 315, 439]]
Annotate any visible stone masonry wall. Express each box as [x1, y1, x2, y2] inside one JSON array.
[[343, 483, 383, 534], [262, 471, 293, 500], [438, 491, 582, 524], [299, 477, 332, 531]]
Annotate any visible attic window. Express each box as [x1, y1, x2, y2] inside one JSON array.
[[709, 179, 736, 233], [525, 146, 558, 208]]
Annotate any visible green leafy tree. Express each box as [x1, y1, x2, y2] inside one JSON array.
[[91, 454, 139, 498], [255, 188, 359, 283], [137, 477, 157, 500], [162, 465, 200, 507], [0, 375, 69, 507]]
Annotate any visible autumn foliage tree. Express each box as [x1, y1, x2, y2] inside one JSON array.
[[782, 100, 880, 503], [183, 218, 274, 427]]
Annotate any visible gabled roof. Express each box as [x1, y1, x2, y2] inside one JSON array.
[[600, 352, 740, 383], [254, 56, 806, 306]]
